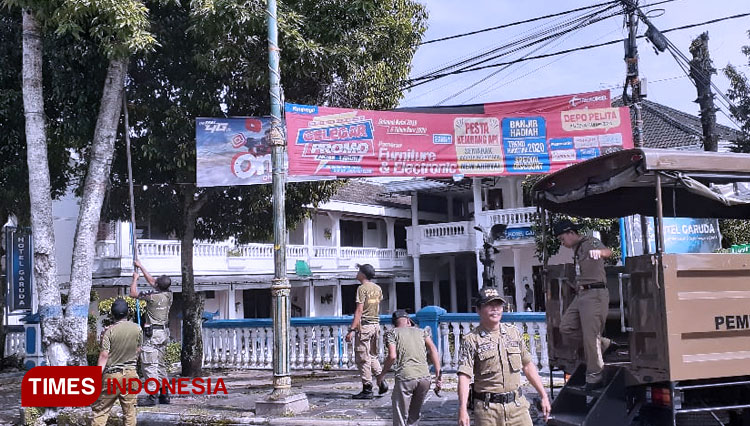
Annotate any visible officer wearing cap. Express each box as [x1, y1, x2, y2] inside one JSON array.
[[130, 260, 173, 405], [92, 298, 142, 426], [554, 219, 615, 390], [376, 310, 442, 426], [457, 287, 550, 426], [345, 263, 389, 399]]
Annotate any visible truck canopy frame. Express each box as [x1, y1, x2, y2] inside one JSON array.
[[532, 148, 750, 219]]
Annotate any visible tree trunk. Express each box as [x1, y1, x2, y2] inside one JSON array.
[[66, 57, 129, 365], [21, 8, 65, 366], [180, 186, 207, 376]]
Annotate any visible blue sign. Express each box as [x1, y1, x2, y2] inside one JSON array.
[[501, 117, 550, 173], [622, 216, 722, 256], [6, 228, 33, 311], [505, 227, 535, 240]]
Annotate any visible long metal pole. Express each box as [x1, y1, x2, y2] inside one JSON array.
[[266, 0, 291, 398], [122, 92, 141, 326]]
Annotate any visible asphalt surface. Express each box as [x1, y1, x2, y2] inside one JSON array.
[[1, 369, 555, 425]]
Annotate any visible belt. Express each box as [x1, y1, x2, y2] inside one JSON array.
[[474, 389, 518, 404], [151, 324, 166, 329], [578, 283, 606, 290], [104, 366, 136, 374]]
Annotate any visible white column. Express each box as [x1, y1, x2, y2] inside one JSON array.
[[432, 268, 440, 307], [389, 278, 397, 313], [308, 281, 316, 317], [449, 256, 457, 313], [413, 256, 422, 311], [411, 191, 422, 311], [227, 285, 236, 319], [327, 212, 341, 268], [334, 281, 342, 316], [384, 217, 396, 253], [465, 260, 473, 312], [304, 216, 314, 263], [472, 178, 484, 290], [513, 248, 523, 312]]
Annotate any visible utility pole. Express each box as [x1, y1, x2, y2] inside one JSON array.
[[689, 32, 719, 152], [622, 0, 644, 148], [256, 0, 309, 415]]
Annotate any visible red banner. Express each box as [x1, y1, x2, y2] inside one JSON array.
[[285, 96, 632, 179], [483, 89, 610, 115]]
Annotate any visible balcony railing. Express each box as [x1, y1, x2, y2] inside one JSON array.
[[4, 326, 24, 358], [202, 309, 549, 374], [93, 239, 411, 277], [406, 207, 539, 255]]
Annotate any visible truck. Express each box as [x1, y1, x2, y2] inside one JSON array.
[[532, 148, 750, 426]]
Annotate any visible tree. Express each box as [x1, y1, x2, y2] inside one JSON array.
[[725, 31, 750, 152], [10, 0, 155, 366], [101, 0, 426, 376]]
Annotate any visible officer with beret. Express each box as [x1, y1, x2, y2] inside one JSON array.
[[457, 287, 550, 426], [130, 261, 173, 405], [554, 219, 617, 390], [345, 263, 389, 399], [92, 298, 142, 426]]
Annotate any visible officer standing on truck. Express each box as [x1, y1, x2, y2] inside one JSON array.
[[457, 287, 550, 426], [92, 298, 142, 426], [130, 260, 173, 406], [555, 219, 616, 391]]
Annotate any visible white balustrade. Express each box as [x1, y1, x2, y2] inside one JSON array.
[[421, 221, 470, 239], [4, 330, 24, 358], [201, 315, 549, 374], [481, 207, 538, 227], [94, 240, 117, 257]]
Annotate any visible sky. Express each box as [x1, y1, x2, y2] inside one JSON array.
[[401, 0, 750, 128]]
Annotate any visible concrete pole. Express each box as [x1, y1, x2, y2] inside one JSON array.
[[411, 191, 421, 311], [227, 285, 236, 319], [307, 281, 315, 317], [472, 178, 484, 290], [432, 269, 440, 307], [449, 256, 457, 313], [389, 278, 397, 313]]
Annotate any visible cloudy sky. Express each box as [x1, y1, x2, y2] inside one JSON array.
[[401, 0, 750, 128]]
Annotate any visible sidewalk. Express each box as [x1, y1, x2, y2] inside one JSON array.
[[3, 369, 555, 425]]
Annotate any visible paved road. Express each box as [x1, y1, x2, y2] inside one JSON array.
[[2, 369, 554, 425]]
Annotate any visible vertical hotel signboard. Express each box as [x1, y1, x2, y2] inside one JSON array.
[[6, 227, 32, 311]]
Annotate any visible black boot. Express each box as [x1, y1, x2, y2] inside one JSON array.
[[352, 383, 374, 400], [159, 389, 171, 404], [140, 394, 158, 406], [378, 380, 389, 395]]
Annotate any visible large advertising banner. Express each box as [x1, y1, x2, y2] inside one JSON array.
[[196, 117, 331, 187], [483, 89, 610, 115], [6, 227, 33, 311], [284, 103, 633, 178]]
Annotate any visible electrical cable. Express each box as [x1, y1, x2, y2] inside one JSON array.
[[403, 12, 750, 89], [414, 5, 622, 92], [419, 0, 676, 45]]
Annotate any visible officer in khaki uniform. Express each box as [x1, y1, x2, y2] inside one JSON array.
[[377, 310, 442, 426], [130, 260, 173, 405], [345, 263, 389, 399], [555, 219, 616, 390], [92, 298, 142, 426], [457, 287, 550, 426]]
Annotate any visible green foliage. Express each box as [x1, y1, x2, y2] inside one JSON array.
[[98, 296, 146, 328], [165, 341, 181, 369], [719, 219, 750, 248], [724, 30, 750, 152]]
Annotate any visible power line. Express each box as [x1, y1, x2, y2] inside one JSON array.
[[419, 0, 618, 45], [419, 0, 677, 45], [404, 12, 750, 89]]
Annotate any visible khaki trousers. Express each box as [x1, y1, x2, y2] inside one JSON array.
[[473, 395, 532, 426], [354, 323, 382, 384], [91, 369, 138, 426], [141, 328, 169, 392], [392, 377, 431, 426], [560, 287, 610, 383]]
